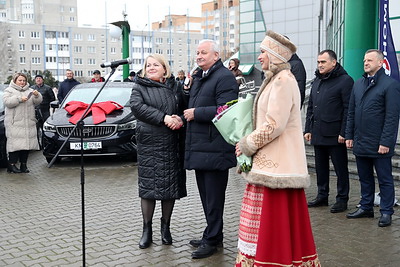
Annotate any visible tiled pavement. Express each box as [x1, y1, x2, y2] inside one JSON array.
[[1, 151, 400, 266]]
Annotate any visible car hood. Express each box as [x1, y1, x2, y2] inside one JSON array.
[[46, 107, 135, 126]]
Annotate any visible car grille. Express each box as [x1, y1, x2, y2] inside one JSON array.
[[57, 125, 117, 139]]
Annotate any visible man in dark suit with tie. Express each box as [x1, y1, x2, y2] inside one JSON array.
[[304, 49, 354, 213], [345, 49, 400, 227]]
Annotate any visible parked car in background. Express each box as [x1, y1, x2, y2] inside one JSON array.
[[0, 86, 7, 167], [42, 82, 137, 163]]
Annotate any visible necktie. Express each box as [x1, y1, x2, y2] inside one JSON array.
[[367, 76, 374, 85]]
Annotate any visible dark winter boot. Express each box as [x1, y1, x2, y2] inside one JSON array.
[[161, 218, 172, 245], [139, 221, 152, 249], [20, 163, 30, 173], [7, 164, 22, 173]]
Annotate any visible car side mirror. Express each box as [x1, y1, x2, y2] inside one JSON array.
[[50, 100, 60, 109]]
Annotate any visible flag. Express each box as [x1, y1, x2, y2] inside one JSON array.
[[379, 0, 400, 81]]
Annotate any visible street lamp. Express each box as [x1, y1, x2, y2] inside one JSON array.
[[110, 16, 130, 80]]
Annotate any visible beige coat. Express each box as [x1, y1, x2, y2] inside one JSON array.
[[239, 64, 309, 189], [3, 81, 43, 152]]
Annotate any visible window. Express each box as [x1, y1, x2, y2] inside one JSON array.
[[156, 38, 163, 44], [18, 31, 25, 38], [59, 57, 70, 64], [74, 46, 82, 53], [74, 58, 83, 65], [74, 33, 82, 40], [19, 44, 26, 51], [87, 46, 96, 53], [46, 44, 55, 51], [46, 56, 57, 63], [58, 31, 69, 38], [45, 31, 56, 39], [88, 34, 96, 41], [32, 57, 41, 64], [59, 44, 69, 51], [20, 57, 26, 64], [167, 49, 174, 55], [31, 44, 40, 51], [88, 58, 96, 65], [31, 31, 40, 38], [167, 38, 173, 44], [111, 47, 116, 54]]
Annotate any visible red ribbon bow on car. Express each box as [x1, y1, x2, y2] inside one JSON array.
[[65, 101, 124, 125]]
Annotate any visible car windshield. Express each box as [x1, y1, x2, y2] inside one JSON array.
[[62, 85, 131, 108]]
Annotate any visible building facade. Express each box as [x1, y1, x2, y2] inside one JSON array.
[[0, 0, 203, 83], [253, 0, 400, 82]]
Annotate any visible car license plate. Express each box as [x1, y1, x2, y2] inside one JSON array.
[[70, 142, 102, 150]]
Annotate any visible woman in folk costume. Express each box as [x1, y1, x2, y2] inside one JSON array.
[[235, 30, 320, 266]]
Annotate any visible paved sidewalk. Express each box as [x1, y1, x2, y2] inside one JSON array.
[[0, 151, 399, 266]]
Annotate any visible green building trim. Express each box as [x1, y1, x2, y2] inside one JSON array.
[[343, 0, 378, 80]]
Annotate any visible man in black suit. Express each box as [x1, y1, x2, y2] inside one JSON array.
[[304, 49, 354, 213], [183, 39, 238, 259]]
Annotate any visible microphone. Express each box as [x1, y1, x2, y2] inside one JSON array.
[[100, 58, 133, 68]]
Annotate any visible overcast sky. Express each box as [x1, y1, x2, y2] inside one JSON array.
[[77, 0, 207, 30]]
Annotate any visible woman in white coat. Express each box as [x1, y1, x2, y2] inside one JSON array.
[[3, 73, 42, 173]]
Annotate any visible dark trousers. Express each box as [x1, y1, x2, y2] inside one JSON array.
[[314, 145, 349, 202], [195, 169, 229, 246], [356, 156, 394, 215], [8, 150, 29, 164]]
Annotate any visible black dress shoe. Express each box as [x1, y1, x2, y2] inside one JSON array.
[[378, 214, 392, 227], [308, 197, 328, 207], [191, 243, 217, 259], [7, 164, 22, 173], [346, 208, 374, 219], [189, 239, 223, 248], [330, 202, 348, 213], [20, 163, 30, 173]]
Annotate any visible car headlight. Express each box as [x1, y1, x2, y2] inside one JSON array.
[[117, 120, 136, 131], [43, 121, 56, 132]]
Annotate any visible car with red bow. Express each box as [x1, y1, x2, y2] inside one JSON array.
[[42, 82, 137, 163]]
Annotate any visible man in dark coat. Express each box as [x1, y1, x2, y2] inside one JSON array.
[[57, 69, 80, 103], [289, 53, 307, 108], [345, 49, 400, 227], [304, 49, 353, 213], [31, 74, 55, 121], [183, 39, 238, 259]]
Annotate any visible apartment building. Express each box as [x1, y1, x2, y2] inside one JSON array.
[[0, 0, 203, 83]]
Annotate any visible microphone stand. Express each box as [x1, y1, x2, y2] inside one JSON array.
[[47, 67, 117, 266]]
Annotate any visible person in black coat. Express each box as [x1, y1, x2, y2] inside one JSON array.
[[289, 53, 307, 108], [130, 54, 187, 249], [183, 40, 239, 259], [57, 69, 80, 103], [31, 74, 55, 121], [345, 49, 400, 227], [304, 49, 354, 213]]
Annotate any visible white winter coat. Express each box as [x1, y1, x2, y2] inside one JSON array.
[[3, 81, 43, 152]]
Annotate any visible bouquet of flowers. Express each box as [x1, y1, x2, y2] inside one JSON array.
[[212, 95, 253, 172]]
